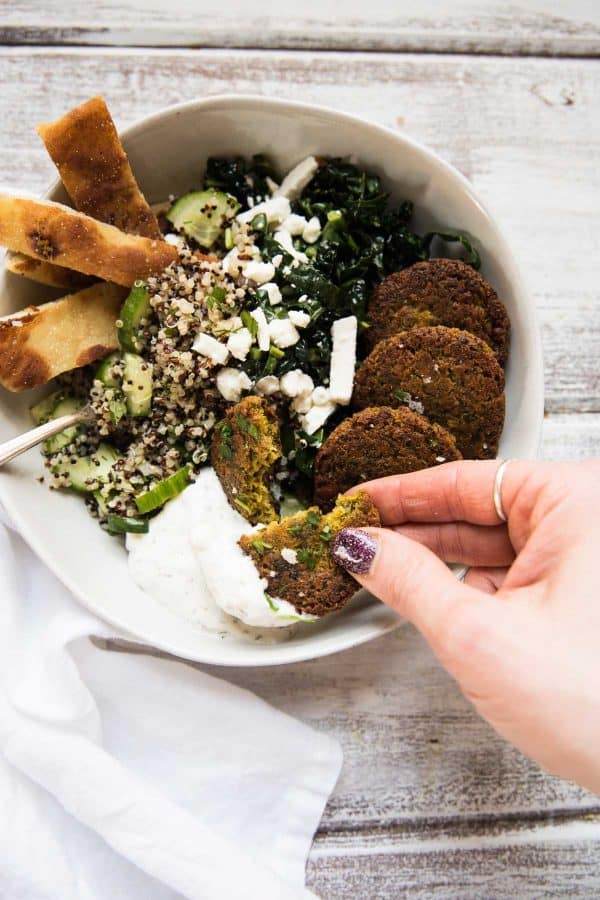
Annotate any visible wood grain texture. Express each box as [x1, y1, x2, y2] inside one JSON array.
[[2, 40, 600, 895], [0, 48, 598, 413], [1, 0, 599, 56], [307, 820, 600, 898]]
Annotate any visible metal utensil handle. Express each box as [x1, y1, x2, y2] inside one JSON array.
[[0, 410, 89, 467]]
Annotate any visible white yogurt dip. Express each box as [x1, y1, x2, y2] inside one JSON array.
[[127, 468, 317, 638]]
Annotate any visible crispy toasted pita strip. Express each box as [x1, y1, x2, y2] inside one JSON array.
[[0, 195, 177, 287], [0, 282, 126, 392], [37, 96, 161, 239], [4, 251, 91, 290]]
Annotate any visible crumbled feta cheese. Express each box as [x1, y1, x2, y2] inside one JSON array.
[[192, 332, 229, 365], [268, 317, 300, 348], [311, 386, 331, 406], [281, 548, 298, 565], [301, 402, 337, 435], [272, 254, 283, 269], [288, 309, 311, 328], [329, 315, 357, 404], [302, 216, 321, 244], [291, 394, 313, 415], [164, 232, 183, 246], [435, 456, 447, 463], [244, 260, 275, 285], [236, 196, 291, 226], [226, 327, 253, 361], [216, 368, 252, 402], [280, 369, 314, 398], [273, 229, 309, 265], [274, 156, 319, 200], [260, 282, 282, 306], [250, 307, 270, 352], [255, 375, 280, 396], [282, 213, 308, 236], [222, 248, 243, 278]]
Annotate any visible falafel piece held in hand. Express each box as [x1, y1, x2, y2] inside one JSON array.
[[353, 326, 505, 459], [366, 259, 510, 366], [314, 406, 462, 511], [240, 492, 380, 618], [211, 395, 282, 526]]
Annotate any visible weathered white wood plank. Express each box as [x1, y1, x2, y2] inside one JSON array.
[[2, 0, 599, 56], [2, 46, 600, 892], [307, 819, 600, 897], [0, 48, 598, 413]]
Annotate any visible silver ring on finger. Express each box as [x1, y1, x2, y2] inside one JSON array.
[[493, 458, 514, 523]]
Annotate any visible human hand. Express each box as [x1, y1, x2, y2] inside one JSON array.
[[332, 459, 600, 795]]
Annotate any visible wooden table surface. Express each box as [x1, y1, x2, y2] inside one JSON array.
[[2, 1, 600, 895]]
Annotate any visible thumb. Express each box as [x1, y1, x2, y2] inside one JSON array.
[[332, 526, 494, 674]]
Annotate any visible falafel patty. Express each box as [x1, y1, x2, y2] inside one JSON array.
[[353, 326, 505, 459], [211, 395, 281, 525], [239, 491, 380, 617], [314, 406, 462, 510], [366, 259, 510, 366]]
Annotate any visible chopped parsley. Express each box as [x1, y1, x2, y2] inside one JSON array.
[[251, 538, 274, 554], [297, 548, 319, 570], [395, 389, 411, 403], [236, 413, 260, 441], [206, 286, 229, 310], [215, 420, 233, 459], [305, 510, 320, 528], [320, 524, 334, 542]]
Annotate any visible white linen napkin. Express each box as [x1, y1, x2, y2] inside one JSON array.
[[0, 514, 342, 899]]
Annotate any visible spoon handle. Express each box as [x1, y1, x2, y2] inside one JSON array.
[[0, 409, 91, 466]]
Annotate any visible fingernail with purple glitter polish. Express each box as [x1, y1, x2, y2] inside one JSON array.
[[332, 528, 378, 575]]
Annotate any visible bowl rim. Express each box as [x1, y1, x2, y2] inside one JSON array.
[[0, 93, 544, 666]]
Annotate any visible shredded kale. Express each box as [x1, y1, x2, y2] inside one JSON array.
[[204, 154, 277, 210], [204, 154, 481, 499]]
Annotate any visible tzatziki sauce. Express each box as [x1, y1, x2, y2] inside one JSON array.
[[127, 467, 316, 640]]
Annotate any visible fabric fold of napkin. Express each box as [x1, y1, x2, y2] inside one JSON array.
[[0, 515, 342, 900]]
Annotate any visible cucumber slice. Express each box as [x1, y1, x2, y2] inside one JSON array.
[[96, 351, 123, 387], [122, 353, 153, 417], [106, 514, 149, 535], [54, 443, 120, 493], [30, 390, 64, 425], [43, 396, 85, 453], [135, 466, 190, 514], [94, 490, 110, 517], [166, 190, 240, 249], [118, 281, 152, 353]]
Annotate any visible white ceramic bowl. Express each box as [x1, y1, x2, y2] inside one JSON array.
[[0, 95, 543, 666]]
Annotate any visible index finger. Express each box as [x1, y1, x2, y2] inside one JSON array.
[[350, 459, 534, 526]]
